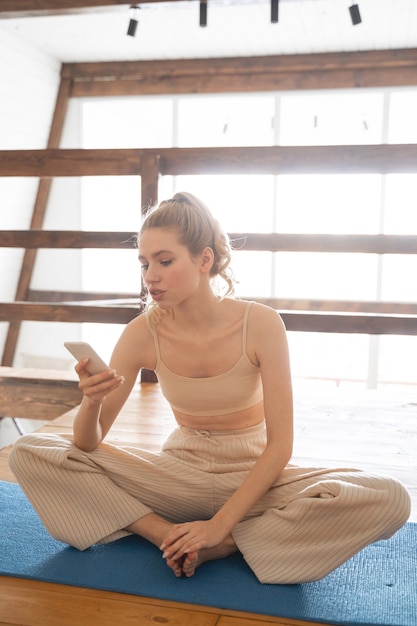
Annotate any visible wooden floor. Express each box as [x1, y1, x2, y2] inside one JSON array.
[[1, 381, 416, 626]]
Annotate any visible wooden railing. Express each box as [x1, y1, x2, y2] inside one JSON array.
[[1, 228, 417, 336], [2, 145, 417, 177]]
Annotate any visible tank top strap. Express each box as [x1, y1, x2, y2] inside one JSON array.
[[242, 301, 253, 354]]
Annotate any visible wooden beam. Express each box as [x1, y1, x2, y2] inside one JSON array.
[[158, 145, 417, 175], [1, 302, 416, 335], [140, 153, 160, 210], [1, 77, 72, 367], [1, 231, 417, 254], [64, 50, 417, 81], [70, 67, 417, 97], [27, 290, 140, 302], [138, 154, 160, 382], [26, 291, 417, 316], [0, 302, 138, 324], [0, 230, 137, 248], [0, 149, 141, 176], [281, 312, 417, 336], [0, 0, 174, 19], [1, 145, 417, 177], [228, 233, 417, 254], [252, 298, 417, 316], [61, 49, 417, 96]]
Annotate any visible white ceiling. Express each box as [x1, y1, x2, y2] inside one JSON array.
[[1, 0, 417, 64]]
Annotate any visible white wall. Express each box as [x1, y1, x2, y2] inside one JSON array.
[[0, 26, 83, 368]]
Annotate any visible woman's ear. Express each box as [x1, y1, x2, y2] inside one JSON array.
[[200, 247, 214, 273]]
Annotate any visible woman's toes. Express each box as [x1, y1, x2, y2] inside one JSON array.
[[166, 557, 183, 577], [182, 551, 199, 577]]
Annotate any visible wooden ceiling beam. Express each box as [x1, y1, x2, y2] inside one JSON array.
[[63, 49, 417, 81], [69, 67, 417, 97], [60, 49, 417, 95], [0, 0, 186, 19]]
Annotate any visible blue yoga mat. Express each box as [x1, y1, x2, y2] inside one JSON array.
[[1, 480, 416, 626]]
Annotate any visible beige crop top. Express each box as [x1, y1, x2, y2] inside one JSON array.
[[146, 302, 263, 417]]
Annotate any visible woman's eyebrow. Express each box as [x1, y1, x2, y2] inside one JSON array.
[[138, 249, 174, 261]]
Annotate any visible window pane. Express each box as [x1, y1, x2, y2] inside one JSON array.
[[388, 89, 417, 144], [81, 323, 126, 365], [81, 176, 142, 231], [81, 249, 139, 292], [80, 176, 142, 294], [82, 98, 173, 148], [173, 174, 275, 232], [275, 252, 378, 300], [379, 336, 417, 388], [177, 95, 275, 147], [288, 332, 369, 386], [280, 91, 384, 146], [380, 255, 417, 301], [233, 251, 273, 298], [384, 174, 417, 234], [276, 174, 381, 234]]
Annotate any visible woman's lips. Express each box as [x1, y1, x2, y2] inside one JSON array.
[[150, 290, 165, 301]]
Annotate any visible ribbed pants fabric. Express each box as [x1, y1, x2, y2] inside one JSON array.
[[9, 423, 411, 584]]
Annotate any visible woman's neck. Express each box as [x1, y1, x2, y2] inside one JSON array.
[[168, 292, 227, 332]]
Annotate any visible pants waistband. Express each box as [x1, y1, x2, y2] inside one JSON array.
[[179, 421, 266, 439]]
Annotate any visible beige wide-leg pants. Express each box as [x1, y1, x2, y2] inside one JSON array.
[[9, 423, 411, 584]]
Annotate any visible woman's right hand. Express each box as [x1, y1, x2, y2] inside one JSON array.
[[75, 358, 125, 406]]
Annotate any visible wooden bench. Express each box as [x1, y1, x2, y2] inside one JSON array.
[[0, 366, 82, 422]]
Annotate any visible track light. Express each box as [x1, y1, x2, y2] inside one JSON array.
[[127, 5, 140, 37], [271, 0, 279, 23], [349, 3, 362, 25], [199, 1, 207, 27]]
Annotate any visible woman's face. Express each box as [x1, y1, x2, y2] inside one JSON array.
[[138, 228, 203, 309]]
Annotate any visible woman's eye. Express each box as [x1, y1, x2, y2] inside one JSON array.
[[161, 260, 172, 267], [141, 264, 149, 271]]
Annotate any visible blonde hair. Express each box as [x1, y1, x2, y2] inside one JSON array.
[[140, 192, 235, 299]]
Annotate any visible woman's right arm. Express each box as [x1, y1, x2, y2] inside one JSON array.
[[72, 315, 155, 452], [72, 366, 129, 451]]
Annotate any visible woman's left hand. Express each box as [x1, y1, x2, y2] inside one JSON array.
[[160, 519, 227, 561]]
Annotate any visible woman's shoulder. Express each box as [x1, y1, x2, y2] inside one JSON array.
[[243, 301, 287, 345], [222, 299, 285, 338], [233, 298, 284, 322], [112, 310, 157, 371], [118, 309, 155, 348]]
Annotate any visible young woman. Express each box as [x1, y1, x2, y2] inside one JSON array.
[[10, 192, 410, 584]]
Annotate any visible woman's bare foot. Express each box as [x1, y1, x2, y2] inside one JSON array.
[[126, 514, 238, 578], [126, 512, 178, 573], [180, 535, 238, 578]]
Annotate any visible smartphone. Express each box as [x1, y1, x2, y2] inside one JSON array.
[[64, 341, 109, 375]]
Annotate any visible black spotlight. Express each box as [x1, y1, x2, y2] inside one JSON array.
[[127, 5, 140, 37], [271, 0, 279, 23], [349, 3, 362, 25], [199, 1, 207, 27]]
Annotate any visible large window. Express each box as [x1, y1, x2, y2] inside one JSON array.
[[80, 87, 417, 388]]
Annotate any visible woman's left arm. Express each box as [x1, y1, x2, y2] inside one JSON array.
[[161, 305, 293, 558]]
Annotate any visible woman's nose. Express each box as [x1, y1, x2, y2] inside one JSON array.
[[145, 266, 159, 284]]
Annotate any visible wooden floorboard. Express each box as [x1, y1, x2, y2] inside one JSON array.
[[0, 576, 329, 626], [1, 381, 416, 625]]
